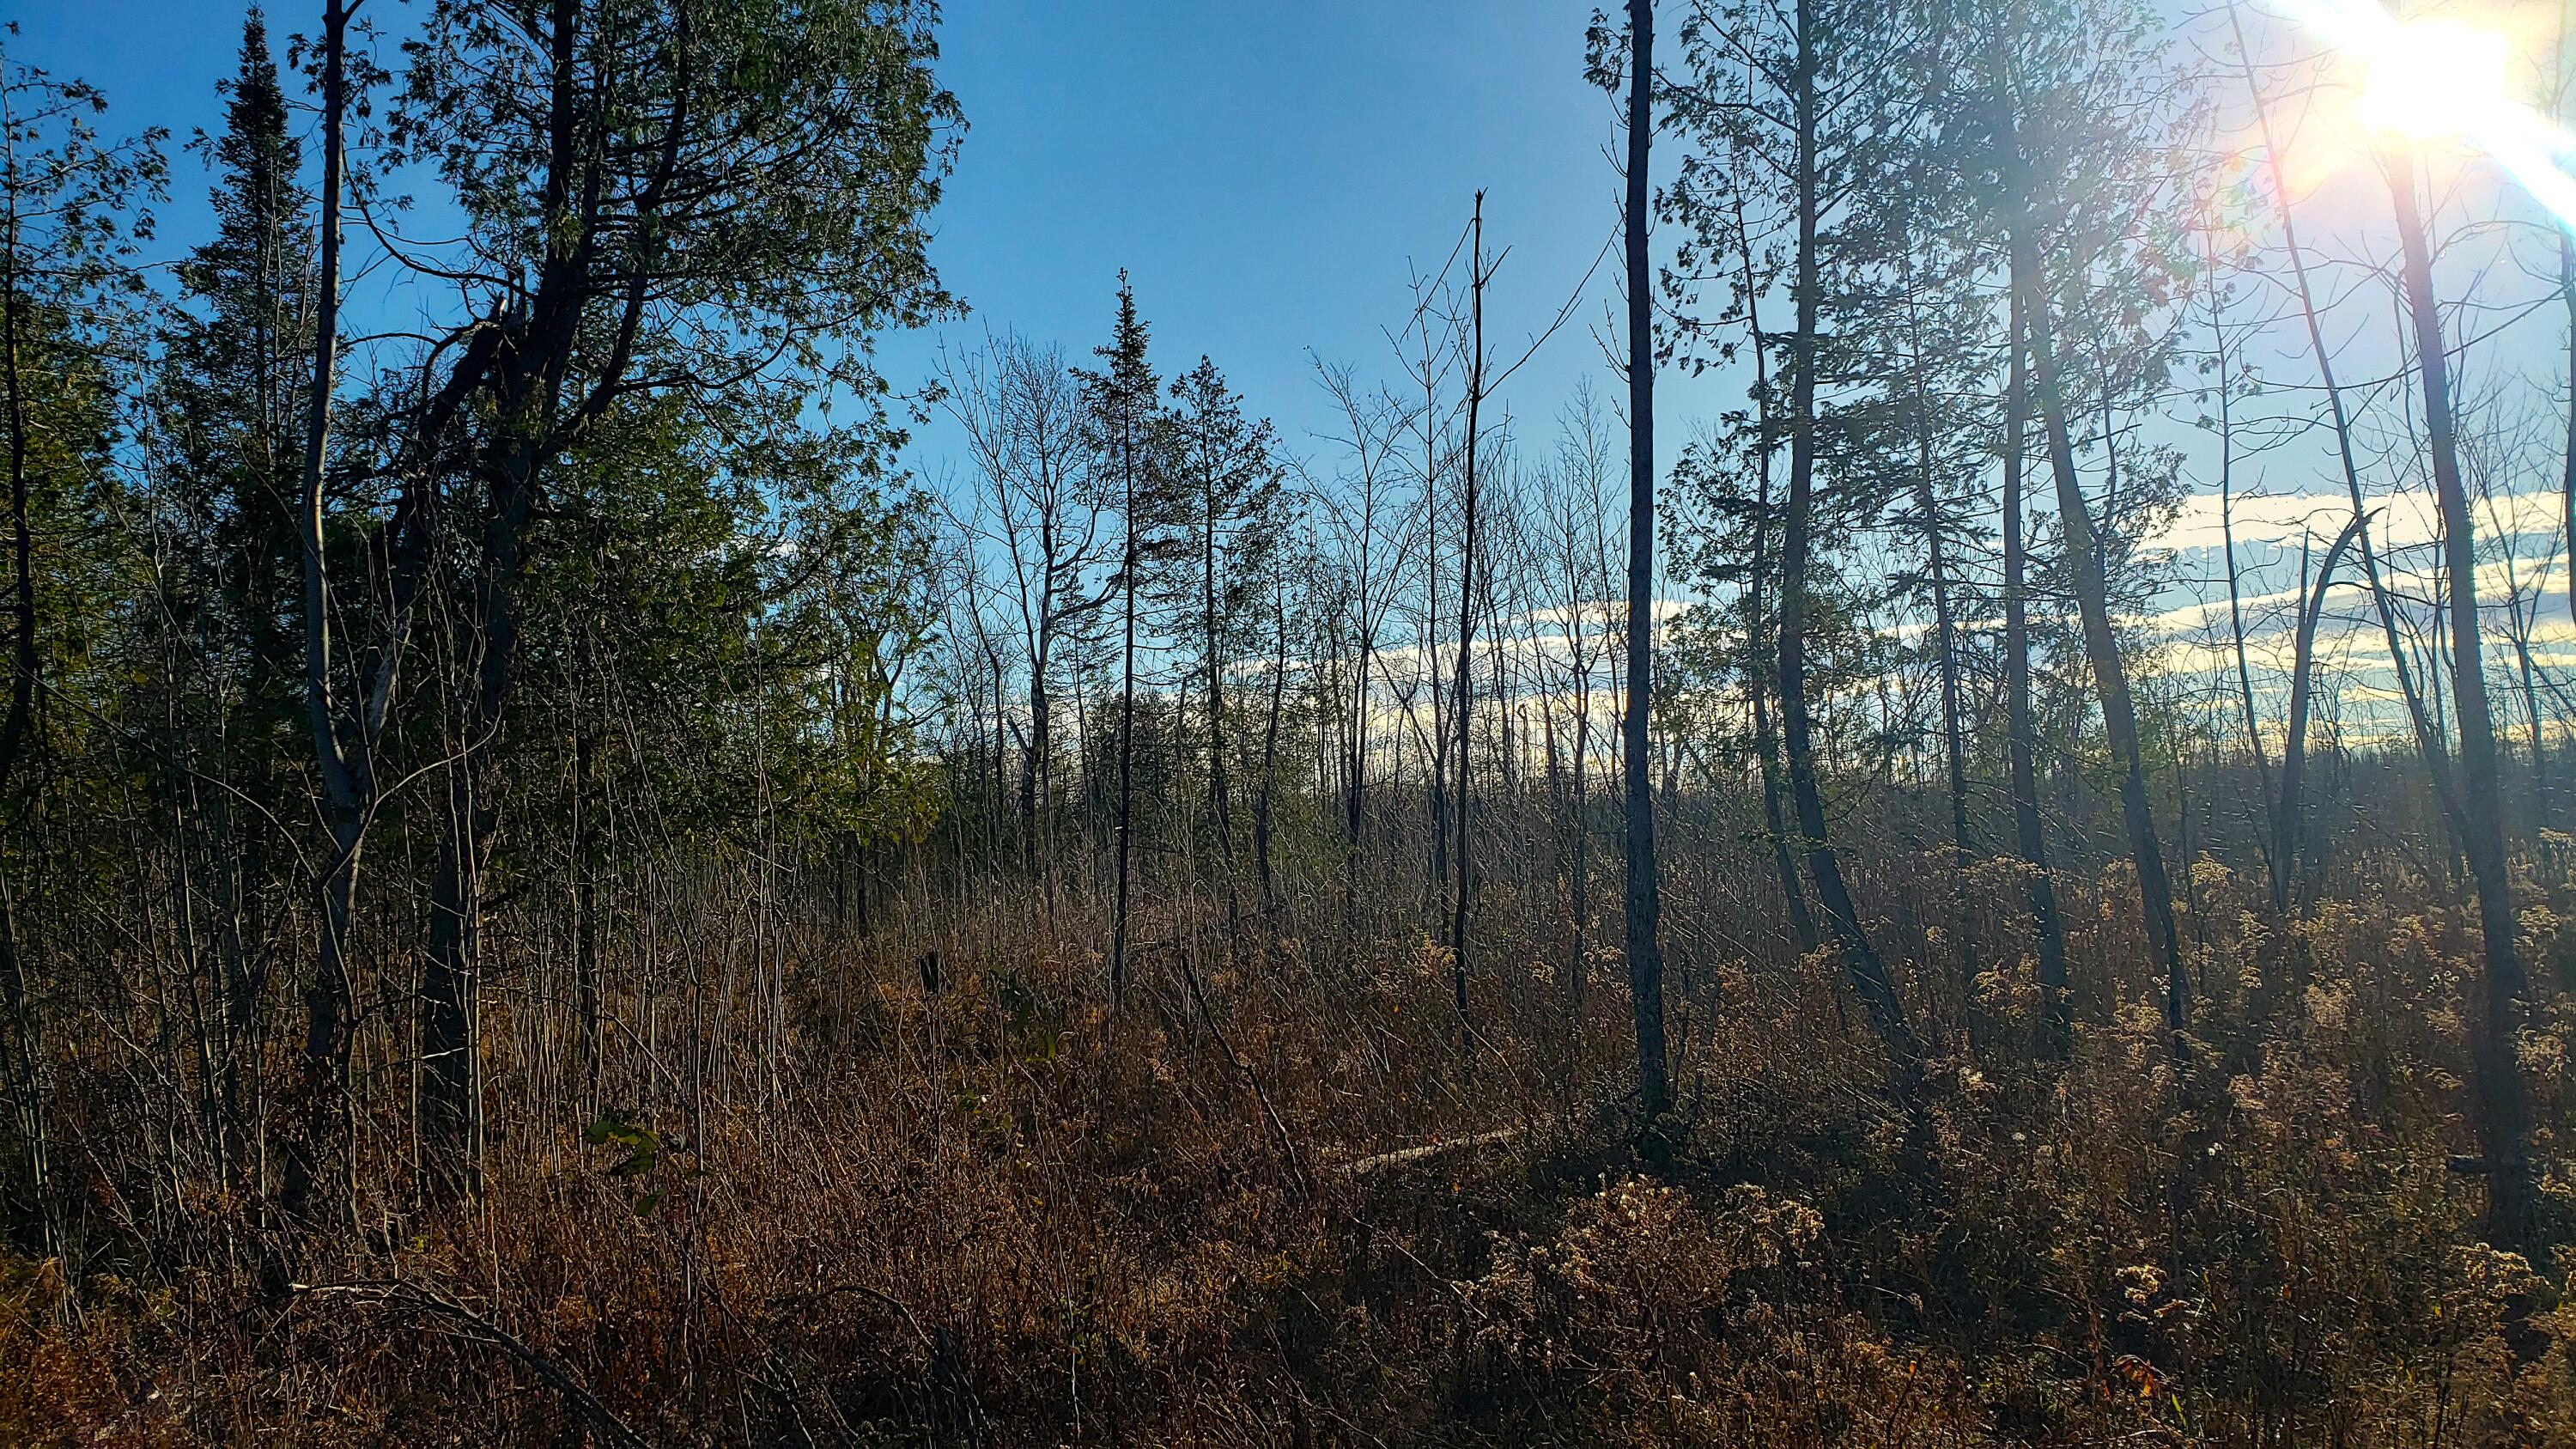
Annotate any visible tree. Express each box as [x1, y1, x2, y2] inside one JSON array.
[[0, 37, 161, 1257], [159, 10, 310, 735], [1445, 192, 1492, 1020], [283, 0, 357, 1233], [1610, 0, 1669, 1129], [939, 332, 1111, 908], [1975, 0, 2195, 1062], [387, 0, 957, 1186], [1999, 283, 2074, 1058], [142, 9, 312, 1202], [1662, 0, 1926, 1089], [1529, 386, 1622, 998], [1315, 362, 1419, 928], [1163, 355, 1282, 936], [1840, 141, 1998, 1019], [1662, 162, 1821, 956], [2386, 142, 2536, 1252], [1078, 273, 1167, 1006]]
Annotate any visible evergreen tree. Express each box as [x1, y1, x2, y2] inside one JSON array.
[[1661, 0, 1930, 1091], [158, 9, 308, 709], [1077, 273, 1168, 1002], [0, 42, 161, 1258], [1968, 0, 2196, 1061], [389, 0, 957, 1184], [1162, 354, 1281, 934], [143, 15, 313, 1187]]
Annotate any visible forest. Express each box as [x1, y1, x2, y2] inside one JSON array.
[[6, 0, 2576, 1442]]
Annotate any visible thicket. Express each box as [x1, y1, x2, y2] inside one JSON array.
[[5, 0, 2576, 1444]]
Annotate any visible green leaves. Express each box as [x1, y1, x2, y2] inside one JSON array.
[[582, 1109, 662, 1179], [583, 1110, 693, 1226]]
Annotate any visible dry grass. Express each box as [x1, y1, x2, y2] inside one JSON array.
[[5, 856, 2576, 1445]]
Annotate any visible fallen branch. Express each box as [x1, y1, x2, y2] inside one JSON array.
[[1334, 1125, 1522, 1178], [292, 1279, 647, 1448]]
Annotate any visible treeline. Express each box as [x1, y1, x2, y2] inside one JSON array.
[[912, 0, 2570, 1256], [2, 0, 2575, 1436], [0, 0, 959, 1263]]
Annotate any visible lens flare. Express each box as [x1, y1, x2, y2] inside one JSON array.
[[2351, 19, 2506, 139], [2276, 0, 2576, 231]]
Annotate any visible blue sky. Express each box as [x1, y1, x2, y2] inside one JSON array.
[[6, 0, 1655, 471], [869, 0, 1648, 459], [16, 0, 2576, 726]]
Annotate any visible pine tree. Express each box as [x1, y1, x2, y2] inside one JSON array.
[[1078, 273, 1167, 1004], [1971, 0, 2196, 1062], [1162, 355, 1282, 936], [149, 13, 313, 1186], [161, 9, 308, 703], [393, 0, 957, 1187], [1662, 0, 1929, 1091]]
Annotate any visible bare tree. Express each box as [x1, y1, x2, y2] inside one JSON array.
[[2387, 143, 2533, 1251], [938, 332, 1110, 910], [1315, 362, 1420, 928]]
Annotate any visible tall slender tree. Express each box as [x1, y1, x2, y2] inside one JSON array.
[[1079, 274, 1164, 1005], [149, 9, 312, 1196], [1663, 0, 1927, 1081], [1446, 192, 1490, 1018], [284, 0, 354, 1233], [0, 43, 161, 1257], [1163, 355, 1281, 938], [1977, 0, 2195, 1062], [1618, 0, 1668, 1127], [2387, 143, 2535, 1251]]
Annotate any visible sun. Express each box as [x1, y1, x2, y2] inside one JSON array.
[[2273, 0, 2576, 230], [2351, 16, 2511, 141]]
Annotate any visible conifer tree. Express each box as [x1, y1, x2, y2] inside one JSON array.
[[1078, 273, 1166, 1003], [1163, 355, 1281, 935], [149, 9, 312, 1194], [1972, 0, 2196, 1062], [0, 41, 161, 1257], [389, 0, 957, 1184], [161, 9, 307, 706], [1662, 0, 1927, 1087]]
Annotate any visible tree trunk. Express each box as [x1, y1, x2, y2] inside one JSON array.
[[1448, 194, 1486, 1025], [1781, 1, 1919, 1082], [1622, 0, 1669, 1129], [1735, 217, 1819, 957], [1903, 273, 1977, 1010], [2002, 286, 2073, 1061], [2023, 274, 2187, 1063], [421, 437, 543, 1194], [0, 38, 51, 1260], [2388, 146, 2535, 1252], [1257, 570, 1287, 916], [1202, 470, 1240, 935], [2279, 518, 2359, 911], [2561, 226, 2575, 816], [0, 114, 32, 803], [2207, 239, 2278, 906], [283, 0, 355, 1234], [1110, 472, 1139, 1006], [1345, 628, 1368, 928], [1571, 636, 1593, 1002]]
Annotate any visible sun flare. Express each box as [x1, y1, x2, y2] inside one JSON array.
[[2351, 17, 2509, 139], [2279, 0, 2576, 229]]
